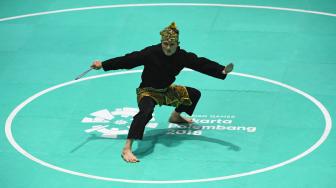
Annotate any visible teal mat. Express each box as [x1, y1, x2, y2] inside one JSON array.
[[1, 1, 335, 188]]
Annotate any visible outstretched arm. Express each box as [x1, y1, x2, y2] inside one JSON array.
[[182, 50, 233, 79], [91, 48, 149, 71]]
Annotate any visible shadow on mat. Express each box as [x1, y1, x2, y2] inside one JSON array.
[[70, 134, 111, 153], [133, 127, 241, 158], [70, 126, 240, 157]]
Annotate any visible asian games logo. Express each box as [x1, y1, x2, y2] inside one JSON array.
[[81, 107, 158, 138], [81, 107, 257, 138]]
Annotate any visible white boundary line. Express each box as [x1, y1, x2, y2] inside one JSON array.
[[2, 3, 334, 184], [5, 70, 332, 184], [0, 3, 335, 22]]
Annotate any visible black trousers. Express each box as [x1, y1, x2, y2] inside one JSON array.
[[127, 87, 201, 140]]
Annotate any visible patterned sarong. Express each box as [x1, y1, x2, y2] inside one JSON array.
[[136, 85, 192, 107]]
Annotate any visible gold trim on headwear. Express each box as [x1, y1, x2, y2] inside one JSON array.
[[160, 22, 179, 42]]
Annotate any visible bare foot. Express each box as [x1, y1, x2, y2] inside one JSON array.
[[121, 148, 140, 163], [168, 111, 193, 124]]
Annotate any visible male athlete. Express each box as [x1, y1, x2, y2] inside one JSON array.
[[91, 22, 234, 162]]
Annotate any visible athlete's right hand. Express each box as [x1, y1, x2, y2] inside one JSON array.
[[91, 60, 102, 70]]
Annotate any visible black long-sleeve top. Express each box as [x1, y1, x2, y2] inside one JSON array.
[[102, 43, 227, 89]]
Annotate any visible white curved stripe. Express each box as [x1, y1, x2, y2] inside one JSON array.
[[0, 3, 335, 22], [5, 70, 332, 183], [3, 2, 333, 184]]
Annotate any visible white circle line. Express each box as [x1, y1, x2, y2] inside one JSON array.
[[5, 70, 332, 184], [1, 3, 336, 22], [2, 2, 333, 184]]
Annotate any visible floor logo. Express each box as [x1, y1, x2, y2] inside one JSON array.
[[81, 107, 158, 138], [168, 114, 257, 136], [81, 108, 256, 138]]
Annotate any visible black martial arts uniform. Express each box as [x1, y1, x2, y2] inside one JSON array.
[[102, 44, 227, 139]]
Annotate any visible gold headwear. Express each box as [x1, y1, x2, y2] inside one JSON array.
[[160, 22, 179, 43]]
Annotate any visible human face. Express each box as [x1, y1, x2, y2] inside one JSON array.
[[161, 40, 178, 56]]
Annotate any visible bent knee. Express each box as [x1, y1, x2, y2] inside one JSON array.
[[140, 108, 154, 115], [187, 87, 201, 99]]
